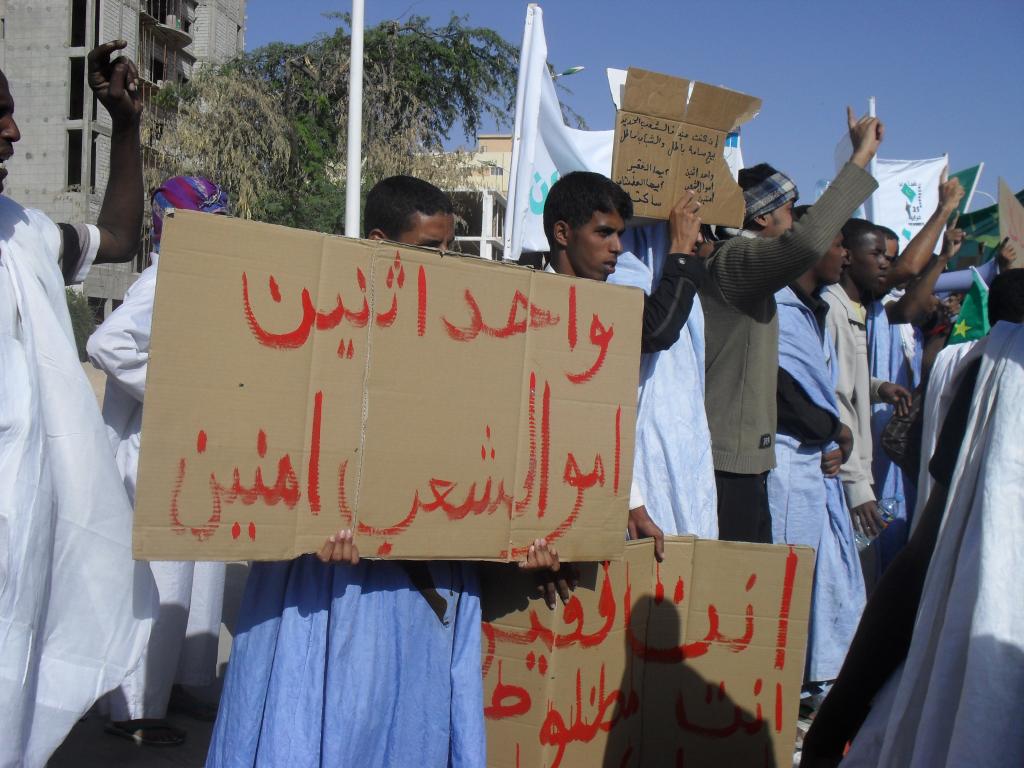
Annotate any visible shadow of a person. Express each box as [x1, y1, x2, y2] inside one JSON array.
[[606, 592, 778, 768]]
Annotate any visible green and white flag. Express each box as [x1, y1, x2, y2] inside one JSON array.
[[949, 163, 984, 215], [948, 268, 990, 345]]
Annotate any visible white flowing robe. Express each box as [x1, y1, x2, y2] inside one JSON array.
[[87, 255, 225, 720], [910, 340, 980, 536], [609, 224, 718, 538], [843, 321, 1024, 767], [0, 195, 155, 766]]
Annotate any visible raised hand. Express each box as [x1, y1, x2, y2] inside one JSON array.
[[940, 220, 965, 260], [88, 40, 142, 127], [847, 106, 884, 168], [938, 178, 965, 216], [668, 190, 703, 256], [996, 236, 1018, 270]]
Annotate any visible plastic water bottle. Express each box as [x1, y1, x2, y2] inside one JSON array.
[[854, 498, 899, 551], [878, 497, 898, 526]]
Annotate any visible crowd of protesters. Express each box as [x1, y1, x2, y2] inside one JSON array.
[[2, 41, 1021, 768]]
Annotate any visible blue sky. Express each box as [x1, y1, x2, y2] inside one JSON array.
[[244, 0, 1023, 211]]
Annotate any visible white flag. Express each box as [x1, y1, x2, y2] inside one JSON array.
[[870, 156, 948, 251], [503, 5, 613, 259]]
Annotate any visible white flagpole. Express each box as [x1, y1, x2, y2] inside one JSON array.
[[344, 0, 365, 238], [868, 96, 877, 220]]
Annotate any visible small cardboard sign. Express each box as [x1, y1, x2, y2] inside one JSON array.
[[999, 177, 1024, 268], [611, 68, 761, 227], [133, 211, 642, 561], [481, 537, 814, 767]]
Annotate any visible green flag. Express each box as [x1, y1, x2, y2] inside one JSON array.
[[949, 163, 984, 215], [948, 269, 990, 345]]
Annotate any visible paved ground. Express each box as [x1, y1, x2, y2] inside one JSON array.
[[47, 557, 249, 767], [49, 711, 217, 768]]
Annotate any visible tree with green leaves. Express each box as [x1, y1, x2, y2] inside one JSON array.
[[148, 14, 518, 234]]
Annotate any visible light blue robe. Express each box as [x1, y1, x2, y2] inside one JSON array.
[[608, 224, 718, 538], [768, 286, 865, 683], [866, 301, 915, 570], [206, 557, 484, 767]]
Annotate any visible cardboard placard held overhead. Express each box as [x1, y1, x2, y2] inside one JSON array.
[[481, 537, 814, 768], [133, 211, 642, 562], [611, 67, 761, 227]]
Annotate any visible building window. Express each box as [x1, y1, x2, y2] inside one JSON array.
[[489, 166, 503, 177], [67, 129, 83, 187], [93, 0, 102, 50], [89, 131, 99, 192], [70, 0, 87, 46], [69, 57, 85, 119]]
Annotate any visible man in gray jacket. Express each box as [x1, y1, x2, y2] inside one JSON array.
[[700, 108, 882, 542]]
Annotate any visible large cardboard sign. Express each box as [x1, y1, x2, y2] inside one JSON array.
[[481, 537, 814, 767], [133, 211, 642, 561], [611, 68, 761, 227]]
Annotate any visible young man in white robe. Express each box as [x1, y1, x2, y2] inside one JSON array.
[[88, 176, 230, 746], [0, 41, 157, 767]]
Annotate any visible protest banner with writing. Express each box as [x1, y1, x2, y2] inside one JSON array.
[[611, 68, 761, 227], [481, 537, 814, 767], [133, 211, 642, 561], [999, 177, 1024, 267]]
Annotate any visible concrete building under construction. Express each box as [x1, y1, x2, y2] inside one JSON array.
[[0, 0, 246, 312]]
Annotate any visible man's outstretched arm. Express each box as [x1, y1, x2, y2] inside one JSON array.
[[90, 40, 144, 265], [885, 178, 963, 289], [710, 108, 881, 307]]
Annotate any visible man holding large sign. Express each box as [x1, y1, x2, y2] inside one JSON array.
[[204, 177, 486, 766], [181, 176, 641, 766]]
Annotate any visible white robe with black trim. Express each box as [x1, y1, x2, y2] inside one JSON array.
[[0, 195, 155, 766]]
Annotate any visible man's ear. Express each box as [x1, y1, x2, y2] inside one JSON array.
[[366, 228, 388, 241], [552, 220, 572, 248], [752, 213, 770, 230]]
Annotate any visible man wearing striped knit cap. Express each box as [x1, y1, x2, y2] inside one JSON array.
[[698, 108, 882, 544]]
